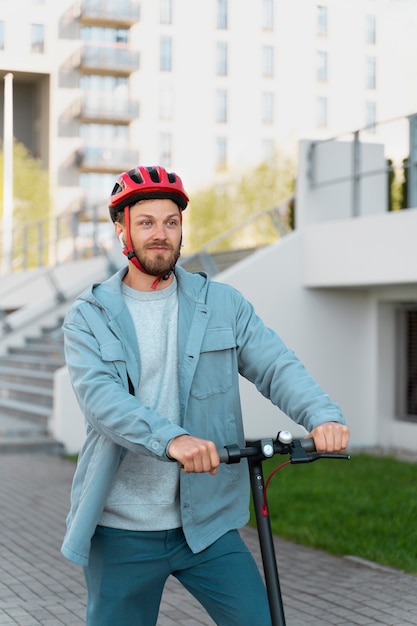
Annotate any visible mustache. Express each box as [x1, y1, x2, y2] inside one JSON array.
[[144, 242, 172, 250]]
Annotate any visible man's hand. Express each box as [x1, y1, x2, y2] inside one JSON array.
[[167, 435, 220, 475], [307, 421, 350, 453]]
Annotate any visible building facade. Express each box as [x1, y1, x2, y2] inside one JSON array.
[[1, 0, 417, 223]]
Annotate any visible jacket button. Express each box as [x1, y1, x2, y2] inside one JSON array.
[[151, 442, 160, 451]]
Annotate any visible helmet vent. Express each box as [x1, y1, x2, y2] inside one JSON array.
[[128, 168, 144, 185], [148, 167, 160, 183]]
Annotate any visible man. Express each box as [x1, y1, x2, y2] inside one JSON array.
[[61, 165, 349, 626]]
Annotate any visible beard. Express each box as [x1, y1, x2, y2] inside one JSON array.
[[133, 241, 181, 277]]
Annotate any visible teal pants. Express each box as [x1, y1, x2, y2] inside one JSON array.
[[84, 526, 272, 626]]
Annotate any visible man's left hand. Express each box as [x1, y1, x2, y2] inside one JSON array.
[[307, 421, 350, 453]]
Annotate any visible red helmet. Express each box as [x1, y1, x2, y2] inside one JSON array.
[[109, 165, 189, 221]]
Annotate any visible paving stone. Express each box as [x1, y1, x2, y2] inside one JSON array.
[[1, 453, 417, 625]]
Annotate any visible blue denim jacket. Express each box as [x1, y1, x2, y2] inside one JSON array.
[[61, 266, 345, 566]]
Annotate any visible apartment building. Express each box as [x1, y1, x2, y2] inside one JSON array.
[[0, 0, 416, 223]]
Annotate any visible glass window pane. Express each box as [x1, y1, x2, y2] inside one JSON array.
[[317, 5, 327, 37], [262, 0, 274, 30], [316, 96, 328, 127], [262, 92, 274, 123], [262, 45, 274, 77], [31, 23, 44, 53], [160, 36, 172, 71], [216, 41, 228, 76], [160, 0, 173, 24], [365, 101, 376, 133], [160, 132, 172, 167], [366, 56, 376, 89], [365, 14, 376, 45], [316, 50, 328, 81], [216, 136, 227, 170], [217, 0, 228, 29], [216, 89, 228, 123]]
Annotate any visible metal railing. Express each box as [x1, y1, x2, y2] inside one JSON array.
[[0, 209, 112, 275], [178, 197, 293, 275], [307, 113, 417, 216]]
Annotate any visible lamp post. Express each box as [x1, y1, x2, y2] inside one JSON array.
[[2, 72, 13, 274]]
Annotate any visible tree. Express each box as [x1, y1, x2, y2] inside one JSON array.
[[187, 153, 295, 253], [0, 140, 51, 268]]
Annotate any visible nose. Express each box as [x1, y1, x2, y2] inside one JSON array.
[[152, 222, 168, 240]]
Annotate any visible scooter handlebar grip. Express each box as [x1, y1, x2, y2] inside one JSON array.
[[300, 437, 316, 453], [217, 448, 231, 464]]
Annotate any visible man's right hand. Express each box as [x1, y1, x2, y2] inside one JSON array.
[[167, 435, 220, 475]]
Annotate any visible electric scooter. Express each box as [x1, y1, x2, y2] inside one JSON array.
[[218, 431, 350, 626]]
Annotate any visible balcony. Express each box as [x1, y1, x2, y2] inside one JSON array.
[[75, 145, 139, 173], [80, 94, 139, 124], [80, 0, 140, 28], [80, 43, 139, 76]]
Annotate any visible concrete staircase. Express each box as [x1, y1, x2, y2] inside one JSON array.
[[0, 321, 66, 454]]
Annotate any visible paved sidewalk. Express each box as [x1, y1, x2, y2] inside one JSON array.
[[0, 454, 416, 626]]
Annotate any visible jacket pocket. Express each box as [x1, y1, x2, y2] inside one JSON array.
[[99, 340, 126, 363], [190, 328, 236, 400]]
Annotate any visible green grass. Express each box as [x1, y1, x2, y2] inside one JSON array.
[[249, 453, 417, 574]]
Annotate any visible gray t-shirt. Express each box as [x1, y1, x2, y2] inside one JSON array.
[[99, 277, 182, 530]]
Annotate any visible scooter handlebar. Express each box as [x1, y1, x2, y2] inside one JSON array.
[[217, 435, 317, 464]]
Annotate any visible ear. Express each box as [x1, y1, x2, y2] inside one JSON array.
[[114, 222, 126, 249]]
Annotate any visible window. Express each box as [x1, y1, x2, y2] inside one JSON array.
[[262, 92, 274, 124], [80, 76, 129, 117], [216, 41, 228, 76], [262, 45, 274, 77], [80, 172, 116, 211], [262, 139, 275, 163], [31, 23, 44, 53], [396, 306, 417, 421], [160, 36, 172, 71], [316, 5, 328, 37], [216, 89, 228, 123], [262, 0, 274, 30], [159, 132, 172, 167], [365, 14, 376, 45], [366, 55, 376, 89], [316, 96, 328, 127], [81, 26, 128, 45], [81, 123, 128, 143], [316, 50, 328, 82], [81, 75, 128, 92], [160, 0, 173, 24], [217, 0, 228, 29], [216, 136, 227, 170], [159, 85, 174, 120], [365, 101, 376, 133], [0, 21, 4, 50]]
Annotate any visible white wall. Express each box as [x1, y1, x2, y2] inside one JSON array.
[[219, 235, 375, 446], [302, 209, 417, 288], [51, 366, 85, 455]]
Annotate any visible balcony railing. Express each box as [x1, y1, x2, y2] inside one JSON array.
[[80, 0, 140, 27], [80, 94, 139, 124], [75, 145, 140, 172], [80, 43, 139, 75]]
